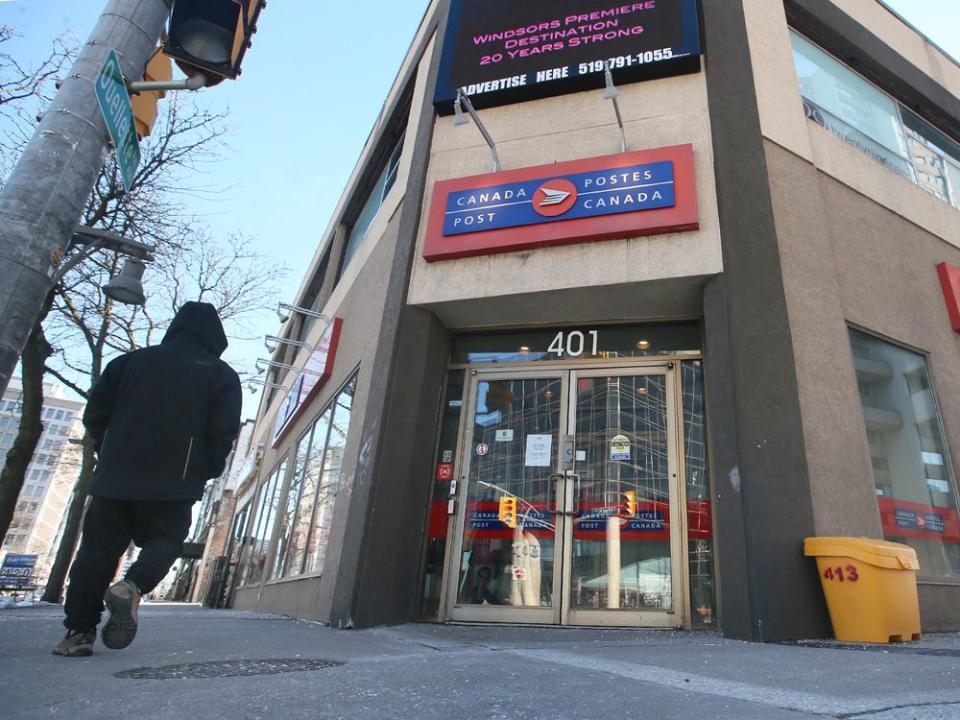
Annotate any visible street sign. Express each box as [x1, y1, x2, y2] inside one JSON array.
[[0, 554, 37, 588], [95, 50, 140, 191]]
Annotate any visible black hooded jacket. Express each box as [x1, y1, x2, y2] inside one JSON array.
[[84, 302, 242, 501]]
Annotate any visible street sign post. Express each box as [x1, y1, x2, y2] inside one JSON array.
[[95, 50, 140, 191], [0, 554, 37, 588]]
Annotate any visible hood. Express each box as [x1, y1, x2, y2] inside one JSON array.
[[162, 301, 228, 357]]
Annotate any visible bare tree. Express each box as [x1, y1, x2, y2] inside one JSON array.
[[0, 25, 74, 182], [0, 27, 72, 552], [38, 101, 285, 601], [0, 34, 286, 601]]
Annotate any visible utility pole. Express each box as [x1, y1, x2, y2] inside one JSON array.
[[0, 0, 172, 399]]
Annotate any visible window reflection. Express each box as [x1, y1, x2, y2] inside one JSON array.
[[791, 30, 960, 210], [850, 329, 960, 576], [304, 378, 356, 575], [243, 459, 287, 587]]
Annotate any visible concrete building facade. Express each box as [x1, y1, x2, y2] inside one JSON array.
[[227, 0, 960, 641]]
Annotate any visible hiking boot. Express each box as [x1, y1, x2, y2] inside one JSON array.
[[101, 579, 140, 650], [52, 629, 96, 657]]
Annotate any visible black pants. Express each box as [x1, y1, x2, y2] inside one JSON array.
[[64, 496, 193, 631]]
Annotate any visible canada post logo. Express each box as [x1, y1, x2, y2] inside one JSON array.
[[534, 179, 578, 217], [443, 160, 675, 236]]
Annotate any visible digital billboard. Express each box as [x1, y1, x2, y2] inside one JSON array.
[[434, 0, 701, 112]]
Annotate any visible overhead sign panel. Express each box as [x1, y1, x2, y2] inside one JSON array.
[[434, 0, 701, 112], [424, 144, 698, 262], [271, 318, 344, 447]]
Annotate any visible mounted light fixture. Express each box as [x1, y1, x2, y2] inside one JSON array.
[[255, 358, 325, 376], [245, 377, 286, 395], [277, 302, 329, 324], [103, 258, 147, 306], [453, 94, 469, 126], [453, 88, 501, 172], [602, 61, 627, 153], [264, 335, 314, 354]]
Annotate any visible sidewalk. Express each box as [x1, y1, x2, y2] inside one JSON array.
[[2, 603, 960, 719]]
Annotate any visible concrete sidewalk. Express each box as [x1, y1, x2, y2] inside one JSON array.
[[1, 604, 960, 719]]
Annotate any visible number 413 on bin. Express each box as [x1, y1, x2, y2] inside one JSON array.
[[822, 565, 860, 582]]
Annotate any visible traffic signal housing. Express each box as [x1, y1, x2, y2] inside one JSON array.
[[498, 496, 518, 529], [622, 490, 637, 518], [163, 0, 264, 84], [130, 51, 172, 138]]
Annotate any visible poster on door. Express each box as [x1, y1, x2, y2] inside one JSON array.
[[525, 434, 552, 466]]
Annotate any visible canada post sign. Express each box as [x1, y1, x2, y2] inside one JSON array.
[[424, 144, 697, 262], [444, 161, 674, 235]]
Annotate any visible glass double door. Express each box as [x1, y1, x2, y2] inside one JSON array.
[[447, 367, 684, 627]]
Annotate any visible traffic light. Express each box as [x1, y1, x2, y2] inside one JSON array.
[[498, 496, 518, 529], [622, 490, 636, 518], [163, 0, 265, 85], [130, 51, 172, 138]]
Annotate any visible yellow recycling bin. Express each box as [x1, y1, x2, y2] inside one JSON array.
[[804, 537, 921, 644]]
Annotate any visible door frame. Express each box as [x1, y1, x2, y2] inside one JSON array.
[[561, 365, 686, 628], [445, 367, 568, 624], [441, 360, 689, 627]]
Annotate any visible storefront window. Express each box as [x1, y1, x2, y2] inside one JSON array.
[[849, 329, 960, 576], [340, 138, 404, 276], [271, 424, 315, 579], [418, 371, 465, 618], [243, 458, 287, 586], [790, 30, 960, 209], [682, 360, 715, 625], [304, 376, 357, 575]]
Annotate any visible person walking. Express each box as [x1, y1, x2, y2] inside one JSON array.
[[53, 301, 242, 657]]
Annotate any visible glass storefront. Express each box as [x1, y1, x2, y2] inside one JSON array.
[[683, 360, 715, 626], [243, 458, 287, 587], [849, 329, 960, 576], [419, 323, 713, 627], [239, 374, 357, 588]]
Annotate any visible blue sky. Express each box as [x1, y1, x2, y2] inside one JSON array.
[[2, 0, 957, 417]]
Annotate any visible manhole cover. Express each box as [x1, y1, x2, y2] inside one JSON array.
[[115, 658, 344, 680]]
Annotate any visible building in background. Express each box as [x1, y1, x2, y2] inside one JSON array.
[[224, 0, 960, 641], [1, 380, 85, 585], [169, 419, 258, 605]]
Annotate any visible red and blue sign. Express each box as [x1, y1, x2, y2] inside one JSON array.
[[443, 160, 675, 235], [424, 145, 697, 262], [878, 497, 960, 544], [0, 554, 37, 588], [271, 318, 344, 447]]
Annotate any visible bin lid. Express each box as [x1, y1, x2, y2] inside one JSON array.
[[803, 537, 919, 570]]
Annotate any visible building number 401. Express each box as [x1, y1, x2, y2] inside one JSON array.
[[823, 565, 860, 582], [548, 330, 599, 357]]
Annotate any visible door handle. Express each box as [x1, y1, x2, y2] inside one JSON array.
[[548, 473, 565, 513], [567, 473, 581, 516], [549, 472, 581, 516]]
